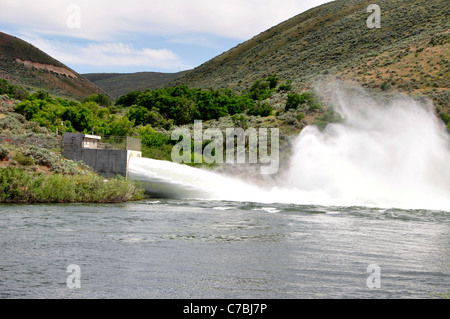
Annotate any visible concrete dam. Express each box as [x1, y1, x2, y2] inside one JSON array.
[[62, 133, 142, 178]]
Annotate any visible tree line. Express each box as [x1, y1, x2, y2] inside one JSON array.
[[8, 75, 289, 136], [120, 83, 278, 129]]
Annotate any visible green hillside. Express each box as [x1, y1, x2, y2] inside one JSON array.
[[83, 71, 189, 98], [170, 0, 449, 111], [0, 32, 104, 99]]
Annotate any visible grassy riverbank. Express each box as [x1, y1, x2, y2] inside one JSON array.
[[0, 166, 145, 204], [0, 144, 145, 204]]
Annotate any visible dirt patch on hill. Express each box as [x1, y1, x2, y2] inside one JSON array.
[[15, 58, 77, 79]]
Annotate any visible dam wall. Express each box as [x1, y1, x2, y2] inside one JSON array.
[[62, 133, 141, 178]]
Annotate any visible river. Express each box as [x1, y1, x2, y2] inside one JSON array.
[[2, 85, 449, 299], [1, 200, 448, 299]]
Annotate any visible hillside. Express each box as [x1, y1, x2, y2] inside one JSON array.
[[83, 71, 188, 98], [169, 0, 449, 110], [0, 32, 104, 99]]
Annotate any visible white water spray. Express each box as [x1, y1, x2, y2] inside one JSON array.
[[129, 84, 450, 211], [128, 157, 262, 201]]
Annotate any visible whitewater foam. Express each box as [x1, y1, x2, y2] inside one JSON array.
[[129, 84, 450, 211]]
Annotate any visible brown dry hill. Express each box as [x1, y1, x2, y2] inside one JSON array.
[[83, 71, 188, 99], [169, 0, 449, 110], [0, 32, 104, 99]]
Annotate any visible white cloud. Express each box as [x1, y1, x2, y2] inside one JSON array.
[[21, 36, 191, 72], [0, 0, 333, 40], [77, 43, 184, 68], [0, 0, 333, 72]]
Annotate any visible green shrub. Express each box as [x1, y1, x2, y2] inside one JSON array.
[[0, 145, 9, 160], [248, 80, 272, 101], [0, 113, 25, 134], [115, 90, 142, 107], [277, 80, 292, 92], [247, 101, 273, 117], [13, 152, 34, 166], [83, 93, 111, 107], [381, 81, 392, 91], [23, 146, 58, 167], [50, 160, 78, 175], [138, 126, 171, 148], [278, 110, 300, 126], [0, 79, 29, 100], [0, 167, 31, 201], [108, 116, 135, 136], [296, 113, 306, 122], [127, 106, 174, 129], [0, 167, 145, 203], [141, 143, 173, 161], [285, 92, 322, 112], [267, 74, 279, 89], [441, 112, 450, 125], [285, 93, 302, 111]]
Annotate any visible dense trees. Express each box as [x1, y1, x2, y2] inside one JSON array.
[[14, 92, 135, 136], [6, 75, 289, 137], [120, 82, 275, 127], [0, 79, 28, 100], [82, 93, 111, 107]]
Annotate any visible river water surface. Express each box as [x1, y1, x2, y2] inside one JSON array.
[[1, 200, 448, 299]]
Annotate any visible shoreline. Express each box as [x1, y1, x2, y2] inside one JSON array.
[[0, 166, 146, 204]]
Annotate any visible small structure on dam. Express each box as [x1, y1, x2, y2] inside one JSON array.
[[62, 133, 142, 178]]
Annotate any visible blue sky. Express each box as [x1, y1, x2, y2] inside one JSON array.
[[0, 0, 332, 74]]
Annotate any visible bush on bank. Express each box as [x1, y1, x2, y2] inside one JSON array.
[[0, 167, 145, 203]]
